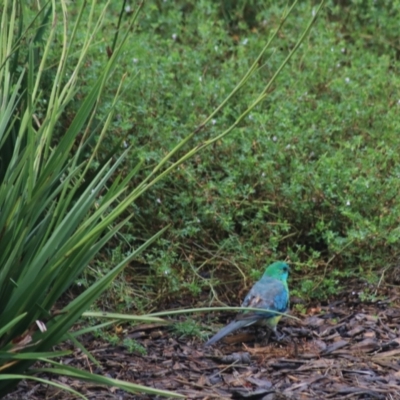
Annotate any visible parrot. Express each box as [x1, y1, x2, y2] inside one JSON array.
[[205, 261, 290, 346]]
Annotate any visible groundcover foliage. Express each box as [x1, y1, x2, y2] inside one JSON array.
[[75, 0, 400, 303]]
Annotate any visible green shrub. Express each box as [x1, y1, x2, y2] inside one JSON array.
[[81, 0, 400, 302]]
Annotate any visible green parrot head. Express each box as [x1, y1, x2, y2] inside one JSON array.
[[263, 261, 290, 282]]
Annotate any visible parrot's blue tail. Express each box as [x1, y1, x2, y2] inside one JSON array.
[[205, 319, 254, 346]]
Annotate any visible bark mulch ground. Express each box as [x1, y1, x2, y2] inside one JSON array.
[[5, 289, 400, 399]]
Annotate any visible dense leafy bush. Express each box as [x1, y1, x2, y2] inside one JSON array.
[[54, 0, 400, 303]]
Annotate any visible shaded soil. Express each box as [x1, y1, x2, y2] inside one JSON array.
[[5, 289, 400, 400]]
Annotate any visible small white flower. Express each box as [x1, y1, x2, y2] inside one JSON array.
[[242, 38, 248, 45], [272, 136, 277, 142], [286, 144, 291, 149], [261, 172, 266, 177], [133, 58, 138, 63], [172, 33, 177, 40], [345, 77, 350, 83], [337, 63, 341, 67], [156, 198, 162, 204], [123, 141, 128, 148], [397, 99, 400, 105], [341, 47, 346, 53], [196, 218, 200, 223], [125, 5, 131, 13], [199, 76, 202, 82], [248, 114, 254, 120], [211, 119, 216, 125], [346, 200, 351, 206]]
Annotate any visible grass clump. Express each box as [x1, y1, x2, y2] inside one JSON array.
[[0, 0, 181, 397], [171, 318, 207, 340]]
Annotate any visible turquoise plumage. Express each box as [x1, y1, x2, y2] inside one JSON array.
[[205, 261, 290, 346]]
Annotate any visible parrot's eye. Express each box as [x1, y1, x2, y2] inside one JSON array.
[[282, 265, 289, 272]]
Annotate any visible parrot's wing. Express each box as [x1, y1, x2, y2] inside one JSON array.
[[241, 278, 289, 320]]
